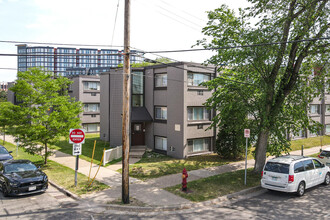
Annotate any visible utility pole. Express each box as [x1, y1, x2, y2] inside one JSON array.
[[122, 0, 131, 204]]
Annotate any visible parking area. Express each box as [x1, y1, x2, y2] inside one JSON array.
[[0, 184, 76, 219]]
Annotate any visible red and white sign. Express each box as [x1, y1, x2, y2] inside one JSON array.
[[244, 129, 250, 138], [69, 129, 85, 144]]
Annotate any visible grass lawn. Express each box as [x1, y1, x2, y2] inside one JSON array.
[[50, 133, 112, 166], [290, 135, 330, 151], [165, 168, 260, 202], [3, 141, 109, 196], [128, 151, 235, 180]]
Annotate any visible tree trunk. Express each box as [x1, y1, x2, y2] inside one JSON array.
[[254, 129, 269, 173], [44, 143, 48, 165]]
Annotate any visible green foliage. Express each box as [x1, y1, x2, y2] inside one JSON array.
[[197, 1, 330, 171], [3, 68, 83, 164], [118, 57, 173, 68], [0, 90, 7, 102]]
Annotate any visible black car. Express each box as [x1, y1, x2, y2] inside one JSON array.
[[0, 160, 48, 197], [0, 145, 13, 161]]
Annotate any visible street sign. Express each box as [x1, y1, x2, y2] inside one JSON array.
[[72, 144, 82, 156], [69, 129, 85, 144], [244, 129, 250, 138]]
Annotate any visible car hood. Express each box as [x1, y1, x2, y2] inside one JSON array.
[[0, 154, 13, 161], [4, 170, 45, 181]]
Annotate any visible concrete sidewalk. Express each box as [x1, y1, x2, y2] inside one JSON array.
[[1, 135, 325, 207]]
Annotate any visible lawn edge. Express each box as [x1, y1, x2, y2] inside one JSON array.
[[48, 180, 81, 201]]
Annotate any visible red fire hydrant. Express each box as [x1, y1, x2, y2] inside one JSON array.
[[182, 168, 188, 192]]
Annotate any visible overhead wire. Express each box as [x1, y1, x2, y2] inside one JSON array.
[[111, 0, 121, 47], [134, 0, 201, 32], [0, 40, 124, 48], [141, 36, 330, 54]]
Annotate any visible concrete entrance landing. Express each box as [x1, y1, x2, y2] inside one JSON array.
[[130, 145, 146, 159]]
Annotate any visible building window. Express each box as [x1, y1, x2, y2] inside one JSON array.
[[84, 103, 100, 112], [326, 125, 330, 134], [326, 105, 330, 114], [197, 90, 203, 95], [197, 124, 203, 129], [187, 138, 211, 153], [187, 107, 210, 121], [309, 104, 320, 114], [83, 81, 100, 91], [187, 72, 210, 86], [132, 71, 144, 107], [155, 136, 167, 151], [91, 114, 96, 118], [83, 123, 100, 132], [91, 92, 97, 96], [293, 129, 306, 138], [155, 106, 167, 120], [155, 74, 167, 87]]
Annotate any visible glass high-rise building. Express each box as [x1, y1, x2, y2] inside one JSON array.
[[17, 44, 143, 76]]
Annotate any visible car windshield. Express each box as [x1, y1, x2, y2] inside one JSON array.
[[0, 148, 9, 154], [264, 162, 290, 174], [320, 150, 330, 157], [4, 163, 37, 173]]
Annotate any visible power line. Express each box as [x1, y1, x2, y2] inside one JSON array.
[[111, 0, 121, 46], [141, 37, 330, 54], [159, 0, 207, 23], [0, 40, 124, 48], [144, 0, 203, 30], [134, 0, 201, 32]]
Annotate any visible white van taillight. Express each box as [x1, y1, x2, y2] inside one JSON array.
[[288, 175, 294, 183], [318, 154, 324, 159], [261, 171, 264, 178]]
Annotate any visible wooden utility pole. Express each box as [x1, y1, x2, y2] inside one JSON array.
[[122, 0, 131, 204]]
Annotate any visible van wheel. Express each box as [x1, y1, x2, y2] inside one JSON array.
[[324, 173, 330, 185], [297, 182, 305, 197]]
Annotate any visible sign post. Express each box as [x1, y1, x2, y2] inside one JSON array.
[[244, 129, 250, 185], [69, 129, 85, 187]]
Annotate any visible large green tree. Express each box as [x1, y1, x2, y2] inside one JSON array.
[[6, 68, 82, 164], [198, 0, 329, 172]]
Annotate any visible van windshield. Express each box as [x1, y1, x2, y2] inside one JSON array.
[[264, 162, 289, 174]]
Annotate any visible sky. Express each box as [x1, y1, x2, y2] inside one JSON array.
[[0, 0, 250, 82]]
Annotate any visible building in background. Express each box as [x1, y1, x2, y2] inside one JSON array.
[[100, 62, 217, 159], [16, 44, 143, 76], [0, 82, 8, 91]]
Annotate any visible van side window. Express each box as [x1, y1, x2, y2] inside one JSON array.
[[303, 160, 315, 171], [294, 162, 305, 173], [312, 159, 322, 168]]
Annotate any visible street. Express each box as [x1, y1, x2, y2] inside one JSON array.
[[0, 184, 329, 219]]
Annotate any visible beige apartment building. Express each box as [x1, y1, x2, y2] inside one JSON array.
[[100, 62, 217, 159], [68, 75, 101, 133]]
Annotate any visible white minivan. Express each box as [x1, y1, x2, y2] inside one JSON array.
[[318, 147, 330, 166], [261, 155, 330, 196]]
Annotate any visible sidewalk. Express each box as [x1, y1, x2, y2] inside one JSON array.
[[1, 135, 324, 207]]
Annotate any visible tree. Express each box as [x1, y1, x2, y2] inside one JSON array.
[[6, 68, 82, 164], [197, 0, 330, 172], [0, 90, 7, 102]]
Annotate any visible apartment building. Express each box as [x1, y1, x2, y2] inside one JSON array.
[[16, 44, 142, 76], [68, 75, 101, 133], [100, 62, 217, 159], [0, 82, 8, 91]]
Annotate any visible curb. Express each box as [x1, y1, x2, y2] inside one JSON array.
[[49, 180, 81, 201], [97, 186, 264, 212], [49, 177, 263, 212]]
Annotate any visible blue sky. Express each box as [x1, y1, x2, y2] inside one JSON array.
[[0, 0, 249, 82]]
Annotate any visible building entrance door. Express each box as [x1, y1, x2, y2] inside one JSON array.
[[131, 123, 145, 146]]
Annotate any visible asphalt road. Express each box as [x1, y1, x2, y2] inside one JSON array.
[[0, 184, 329, 219]]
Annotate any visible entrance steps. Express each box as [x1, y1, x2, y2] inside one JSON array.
[[130, 145, 146, 158]]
